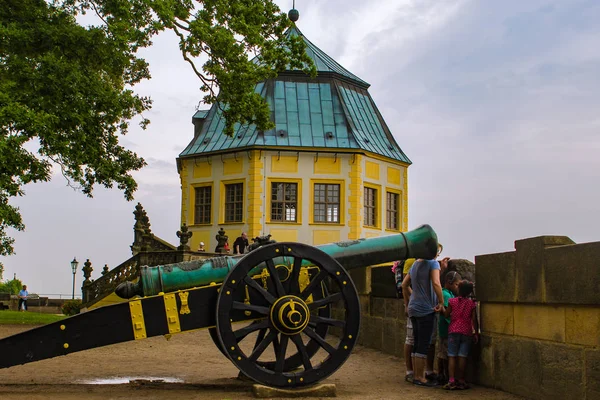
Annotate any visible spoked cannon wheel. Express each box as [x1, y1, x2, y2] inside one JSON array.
[[208, 291, 332, 371], [215, 242, 360, 388]]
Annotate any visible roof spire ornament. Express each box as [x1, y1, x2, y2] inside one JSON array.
[[289, 0, 299, 22]]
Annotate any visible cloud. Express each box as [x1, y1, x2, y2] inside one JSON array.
[[3, 0, 599, 295]]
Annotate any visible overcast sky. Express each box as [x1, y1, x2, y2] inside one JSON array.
[[4, 0, 600, 296]]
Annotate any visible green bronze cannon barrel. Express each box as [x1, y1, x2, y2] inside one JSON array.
[[116, 224, 437, 299]]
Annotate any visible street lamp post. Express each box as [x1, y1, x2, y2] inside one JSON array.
[[70, 257, 79, 300]]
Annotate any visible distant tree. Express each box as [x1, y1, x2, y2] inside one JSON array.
[[0, 0, 314, 264], [0, 278, 22, 295]]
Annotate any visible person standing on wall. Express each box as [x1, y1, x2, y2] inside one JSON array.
[[233, 232, 249, 255], [18, 285, 28, 311]]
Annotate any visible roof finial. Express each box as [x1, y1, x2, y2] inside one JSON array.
[[289, 0, 299, 22]]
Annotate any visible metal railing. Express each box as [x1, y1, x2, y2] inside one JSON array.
[[3, 294, 81, 301], [34, 294, 82, 300]]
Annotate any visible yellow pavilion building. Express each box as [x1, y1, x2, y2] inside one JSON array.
[[177, 20, 411, 253]]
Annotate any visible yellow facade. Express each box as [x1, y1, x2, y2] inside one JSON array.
[[271, 155, 298, 173], [348, 155, 363, 240], [365, 161, 380, 180], [192, 159, 212, 179], [247, 150, 264, 238], [314, 154, 342, 175], [387, 166, 400, 185], [223, 158, 244, 175], [313, 230, 341, 245], [179, 151, 409, 251]]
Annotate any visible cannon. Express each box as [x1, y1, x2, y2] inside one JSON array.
[[0, 224, 438, 389]]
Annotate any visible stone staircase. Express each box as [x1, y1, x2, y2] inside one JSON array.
[[81, 203, 221, 309]]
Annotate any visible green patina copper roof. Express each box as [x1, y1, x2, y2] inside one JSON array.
[[285, 26, 369, 87], [192, 109, 210, 119], [179, 25, 410, 164]]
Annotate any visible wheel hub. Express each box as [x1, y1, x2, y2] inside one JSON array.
[[270, 295, 310, 335]]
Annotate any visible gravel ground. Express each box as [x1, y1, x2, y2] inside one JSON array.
[[0, 324, 524, 400]]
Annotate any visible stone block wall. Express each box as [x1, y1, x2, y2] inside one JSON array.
[[476, 236, 600, 400], [331, 293, 408, 359], [5, 297, 67, 313], [337, 267, 408, 357]]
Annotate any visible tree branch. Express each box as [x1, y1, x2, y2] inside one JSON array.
[[89, 1, 109, 29], [173, 19, 190, 32], [172, 25, 217, 92]]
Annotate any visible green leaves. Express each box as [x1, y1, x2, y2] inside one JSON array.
[[1, 0, 151, 259], [0, 0, 314, 262], [0, 277, 22, 295], [169, 0, 315, 135]]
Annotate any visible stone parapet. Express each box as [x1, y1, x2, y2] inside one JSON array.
[[334, 294, 407, 359], [515, 236, 575, 303], [513, 304, 565, 342], [475, 251, 516, 303], [479, 333, 597, 400], [481, 303, 600, 348], [332, 233, 600, 400], [348, 268, 370, 295], [476, 234, 600, 400], [545, 241, 600, 305], [476, 235, 600, 306], [480, 303, 514, 335]]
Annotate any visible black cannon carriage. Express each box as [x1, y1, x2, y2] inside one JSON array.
[[0, 224, 438, 389]]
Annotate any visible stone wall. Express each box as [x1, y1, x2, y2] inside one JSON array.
[[476, 235, 600, 400], [4, 297, 67, 313], [332, 268, 408, 359], [334, 236, 599, 399], [331, 295, 407, 357]]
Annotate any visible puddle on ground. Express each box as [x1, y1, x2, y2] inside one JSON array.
[[79, 376, 184, 385]]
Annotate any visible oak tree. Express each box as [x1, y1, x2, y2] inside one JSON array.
[[0, 0, 314, 262]]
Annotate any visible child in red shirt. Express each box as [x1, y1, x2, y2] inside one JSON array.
[[443, 280, 478, 390]]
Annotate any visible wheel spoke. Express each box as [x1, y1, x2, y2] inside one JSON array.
[[274, 335, 289, 373], [234, 319, 270, 342], [249, 329, 278, 362], [287, 256, 303, 295], [290, 334, 312, 371], [271, 332, 280, 359], [310, 315, 346, 328], [308, 292, 343, 310], [299, 270, 328, 300], [266, 258, 286, 297], [232, 301, 269, 315], [253, 327, 267, 349], [303, 327, 336, 354], [244, 276, 276, 304]]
